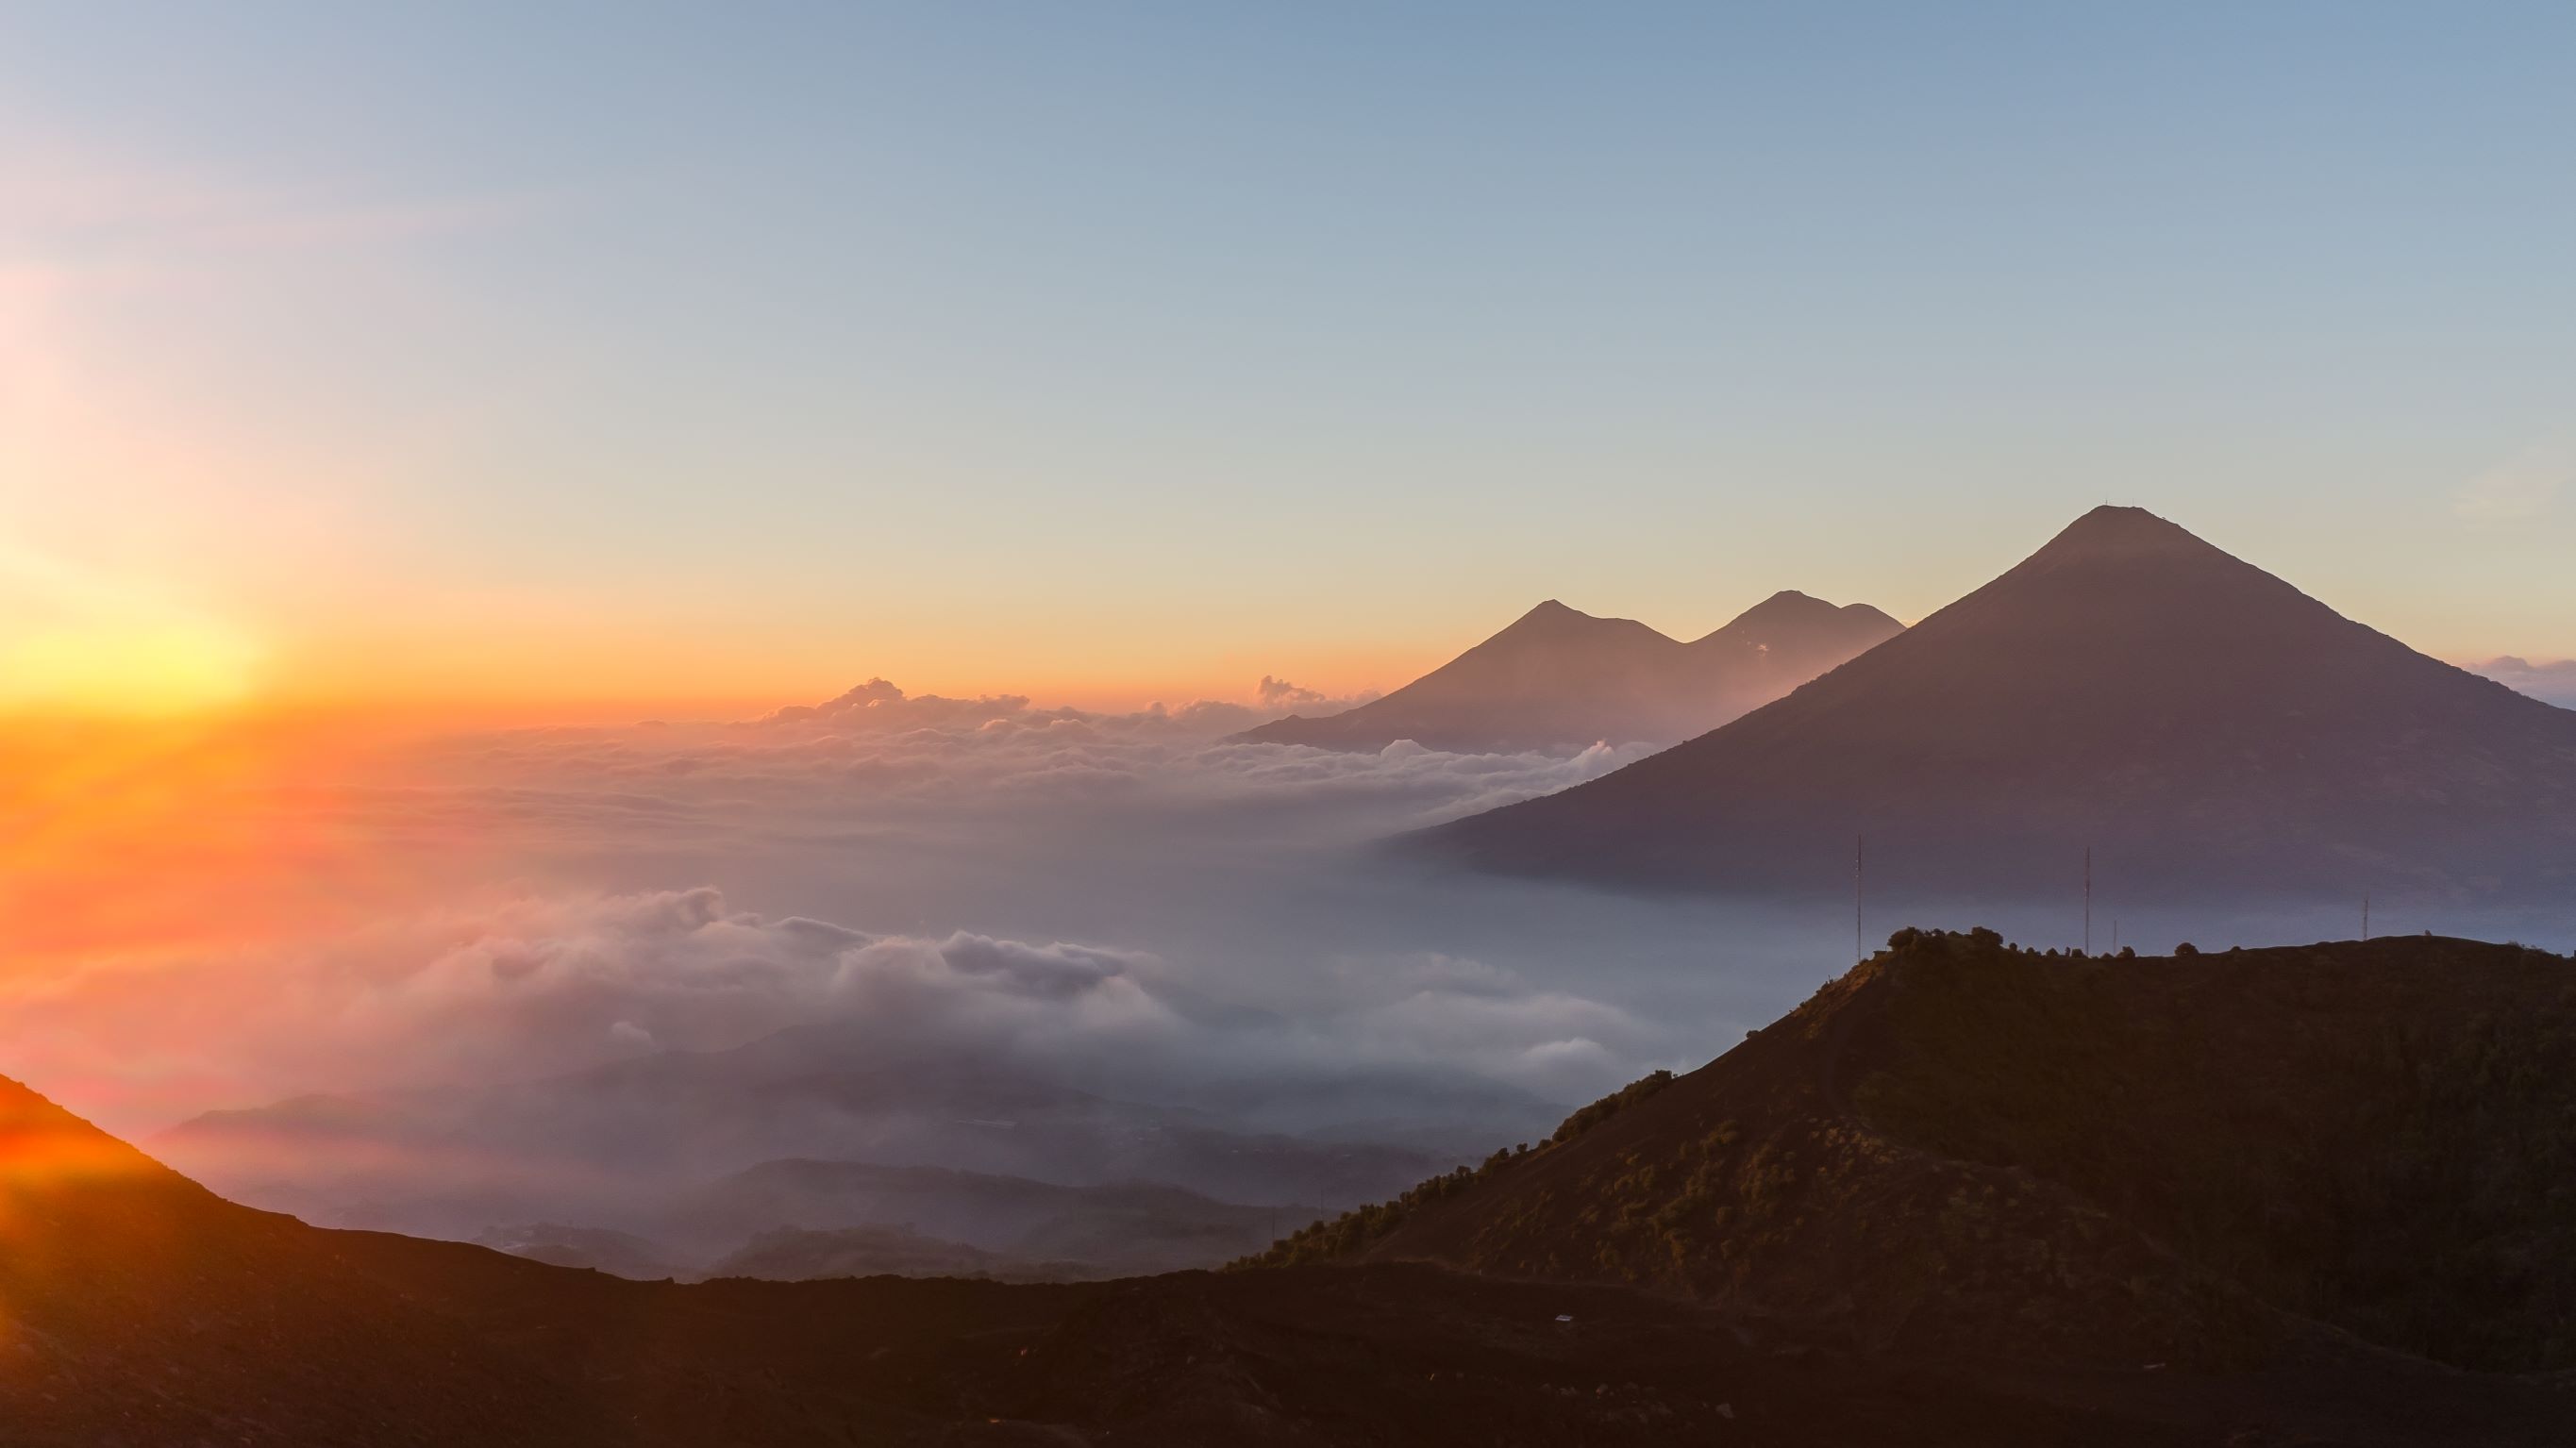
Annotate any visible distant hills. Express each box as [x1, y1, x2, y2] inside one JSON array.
[[1418, 507, 2576, 900], [1258, 929, 2576, 1380], [708, 1223, 1075, 1283], [465, 1159, 1328, 1284], [668, 1157, 1321, 1278], [1238, 591, 1900, 754], [150, 1015, 1510, 1274], [474, 1221, 691, 1278]]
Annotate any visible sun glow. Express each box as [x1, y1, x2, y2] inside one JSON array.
[[0, 544, 263, 718], [1, 616, 261, 717]]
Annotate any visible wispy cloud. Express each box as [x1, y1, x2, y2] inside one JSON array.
[[0, 136, 527, 274], [2453, 445, 2569, 524], [1257, 674, 1333, 707]]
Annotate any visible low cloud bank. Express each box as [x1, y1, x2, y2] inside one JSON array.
[[2474, 656, 2576, 709], [10, 885, 1657, 1136], [761, 675, 1337, 739], [4, 677, 1688, 1169], [384, 677, 1653, 846]]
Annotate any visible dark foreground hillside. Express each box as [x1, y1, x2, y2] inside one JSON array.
[[1260, 932, 2576, 1386], [0, 1074, 2281, 1448], [8, 934, 2574, 1445]]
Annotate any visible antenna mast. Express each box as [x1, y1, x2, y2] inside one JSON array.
[[2083, 845, 2092, 956], [2362, 892, 2370, 941]]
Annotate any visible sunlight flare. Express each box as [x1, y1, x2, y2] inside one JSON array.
[[0, 545, 262, 717]]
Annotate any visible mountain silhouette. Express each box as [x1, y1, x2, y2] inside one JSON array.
[[1256, 930, 2576, 1390], [1416, 506, 2576, 899], [669, 1158, 1324, 1276], [12, 1068, 2393, 1446], [1240, 591, 1899, 754], [0, 1072, 586, 1443]]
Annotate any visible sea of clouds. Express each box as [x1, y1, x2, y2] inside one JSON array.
[[23, 670, 2557, 1159], [18, 665, 2555, 1228], [13, 677, 1817, 1146]]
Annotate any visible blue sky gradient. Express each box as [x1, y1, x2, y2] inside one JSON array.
[[4, 3, 2571, 708]]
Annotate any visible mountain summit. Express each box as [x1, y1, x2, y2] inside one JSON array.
[[1239, 591, 1899, 754], [1417, 507, 2576, 899], [1704, 588, 1877, 638]]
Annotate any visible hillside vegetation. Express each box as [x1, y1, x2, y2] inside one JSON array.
[[1251, 930, 2576, 1373]]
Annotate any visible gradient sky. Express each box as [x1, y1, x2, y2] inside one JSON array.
[[4, 2, 2572, 716]]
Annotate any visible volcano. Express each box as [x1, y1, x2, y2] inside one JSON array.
[[1416, 507, 2576, 901], [1240, 591, 1899, 754]]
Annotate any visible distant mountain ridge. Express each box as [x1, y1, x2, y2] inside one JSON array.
[[197, 1151, 1319, 1286], [1417, 506, 2576, 900], [150, 1015, 1511, 1257], [1239, 591, 1901, 754], [665, 1157, 1326, 1278]]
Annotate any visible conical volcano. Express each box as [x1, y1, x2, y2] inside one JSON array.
[[1239, 592, 1899, 754], [1417, 507, 2576, 900]]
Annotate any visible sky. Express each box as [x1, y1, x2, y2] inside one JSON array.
[[4, 2, 2574, 717]]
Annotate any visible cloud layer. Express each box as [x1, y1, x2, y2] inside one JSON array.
[[9, 885, 1653, 1141], [385, 678, 1654, 848], [2474, 656, 2576, 709], [2, 682, 1676, 1141]]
